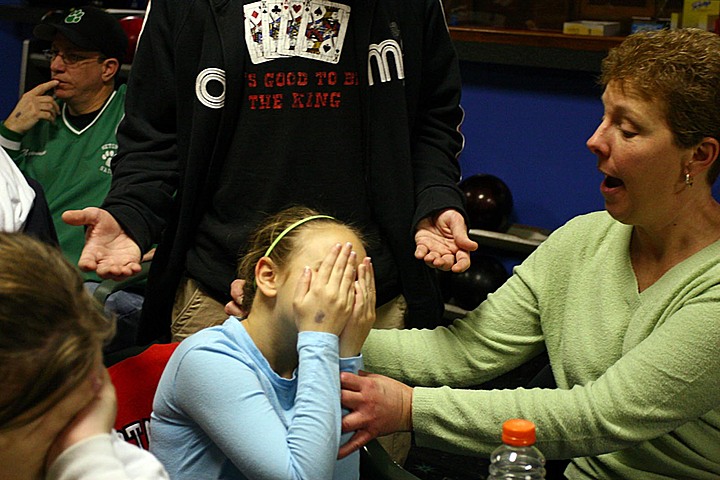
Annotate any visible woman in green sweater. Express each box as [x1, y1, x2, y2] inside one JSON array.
[[339, 28, 720, 479]]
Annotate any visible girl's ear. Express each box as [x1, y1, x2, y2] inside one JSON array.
[[255, 257, 279, 298]]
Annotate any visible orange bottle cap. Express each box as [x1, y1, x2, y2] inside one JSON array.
[[501, 419, 536, 446]]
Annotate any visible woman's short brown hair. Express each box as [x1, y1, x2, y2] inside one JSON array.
[[601, 28, 720, 183]]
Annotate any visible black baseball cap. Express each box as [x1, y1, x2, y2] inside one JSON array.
[[33, 6, 128, 62]]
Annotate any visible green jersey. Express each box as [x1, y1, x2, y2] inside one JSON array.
[[0, 84, 126, 281]]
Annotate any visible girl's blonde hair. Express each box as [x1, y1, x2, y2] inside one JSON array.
[[236, 206, 364, 313]]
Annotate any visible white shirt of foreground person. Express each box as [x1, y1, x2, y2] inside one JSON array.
[[0, 146, 34, 232], [47, 431, 170, 480]]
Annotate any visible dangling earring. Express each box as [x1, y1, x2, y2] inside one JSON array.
[[685, 172, 694, 187]]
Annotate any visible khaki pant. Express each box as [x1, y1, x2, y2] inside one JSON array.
[[171, 277, 410, 339], [171, 277, 412, 464], [171, 277, 228, 342]]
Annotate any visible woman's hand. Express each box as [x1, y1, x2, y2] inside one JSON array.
[[293, 242, 358, 336], [339, 257, 376, 357], [338, 370, 413, 458]]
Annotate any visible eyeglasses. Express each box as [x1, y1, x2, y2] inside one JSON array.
[[42, 49, 105, 66]]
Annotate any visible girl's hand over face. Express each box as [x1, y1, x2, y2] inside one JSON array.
[[293, 242, 357, 336], [46, 368, 117, 469], [339, 257, 376, 357], [0, 371, 97, 480]]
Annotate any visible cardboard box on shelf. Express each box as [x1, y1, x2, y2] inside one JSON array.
[[671, 12, 682, 29], [442, 0, 474, 26], [697, 13, 720, 30], [682, 0, 720, 28], [442, 0, 569, 30], [630, 17, 671, 33], [563, 20, 621, 36]]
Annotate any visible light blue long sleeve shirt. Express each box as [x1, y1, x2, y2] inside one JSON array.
[[151, 318, 361, 479]]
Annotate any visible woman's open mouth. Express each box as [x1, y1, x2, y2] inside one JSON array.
[[603, 175, 624, 189]]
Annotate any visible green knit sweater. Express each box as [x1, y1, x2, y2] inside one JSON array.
[[364, 211, 720, 479]]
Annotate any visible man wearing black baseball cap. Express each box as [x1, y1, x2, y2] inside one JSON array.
[[0, 6, 144, 354], [33, 5, 128, 65]]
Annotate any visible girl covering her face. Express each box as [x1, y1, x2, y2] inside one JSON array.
[[150, 206, 375, 480]]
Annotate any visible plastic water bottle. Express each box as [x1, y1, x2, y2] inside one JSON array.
[[487, 419, 546, 479]]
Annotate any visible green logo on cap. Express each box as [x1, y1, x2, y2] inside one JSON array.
[[64, 9, 85, 24]]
